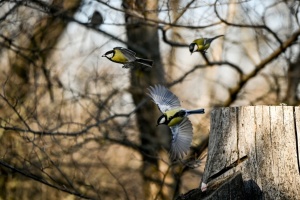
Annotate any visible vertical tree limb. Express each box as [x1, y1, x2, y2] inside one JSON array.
[[123, 0, 166, 199]]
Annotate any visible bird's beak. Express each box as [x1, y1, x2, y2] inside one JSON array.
[[101, 54, 105, 57]]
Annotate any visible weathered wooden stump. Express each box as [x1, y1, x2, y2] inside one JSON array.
[[178, 106, 300, 200]]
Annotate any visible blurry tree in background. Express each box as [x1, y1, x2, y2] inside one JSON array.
[[0, 0, 299, 199], [124, 0, 166, 199]]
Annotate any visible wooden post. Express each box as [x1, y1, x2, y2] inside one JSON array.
[[177, 106, 300, 200]]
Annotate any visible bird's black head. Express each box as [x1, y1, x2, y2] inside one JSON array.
[[102, 50, 115, 60], [157, 114, 168, 126], [189, 43, 196, 54]]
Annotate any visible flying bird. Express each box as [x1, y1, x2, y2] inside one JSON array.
[[102, 47, 153, 69], [189, 35, 224, 54], [147, 85, 205, 161]]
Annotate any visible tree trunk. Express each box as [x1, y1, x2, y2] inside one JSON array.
[[179, 106, 300, 199], [123, 0, 165, 199]]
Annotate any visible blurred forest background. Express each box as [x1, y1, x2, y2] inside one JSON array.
[[0, 0, 299, 199]]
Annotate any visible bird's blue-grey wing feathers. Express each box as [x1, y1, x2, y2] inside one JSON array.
[[170, 118, 193, 160], [147, 85, 181, 113]]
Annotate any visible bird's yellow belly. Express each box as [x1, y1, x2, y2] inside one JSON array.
[[111, 53, 129, 63], [197, 45, 205, 51], [198, 44, 210, 51], [165, 108, 184, 126], [168, 117, 184, 126]]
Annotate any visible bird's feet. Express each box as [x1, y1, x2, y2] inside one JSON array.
[[122, 64, 131, 69]]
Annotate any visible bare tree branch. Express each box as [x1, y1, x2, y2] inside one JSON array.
[[226, 28, 300, 106], [214, 0, 283, 46], [0, 160, 93, 199]]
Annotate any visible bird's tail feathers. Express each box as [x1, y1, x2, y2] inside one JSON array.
[[136, 58, 153, 68], [207, 35, 224, 43], [186, 109, 205, 115]]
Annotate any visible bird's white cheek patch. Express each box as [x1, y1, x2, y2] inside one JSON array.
[[193, 45, 198, 52], [159, 118, 165, 124], [106, 53, 113, 58]]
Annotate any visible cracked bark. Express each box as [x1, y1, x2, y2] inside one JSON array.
[[179, 106, 300, 200]]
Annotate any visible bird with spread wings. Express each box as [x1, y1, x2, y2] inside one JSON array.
[[148, 85, 205, 161]]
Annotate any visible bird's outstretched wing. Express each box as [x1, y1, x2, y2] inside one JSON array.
[[170, 118, 193, 161], [114, 47, 136, 62], [147, 85, 181, 113]]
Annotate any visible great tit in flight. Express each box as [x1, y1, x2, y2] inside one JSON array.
[[102, 47, 153, 69], [147, 85, 205, 161], [189, 35, 224, 54]]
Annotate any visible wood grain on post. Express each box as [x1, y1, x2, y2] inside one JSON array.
[[202, 106, 300, 199]]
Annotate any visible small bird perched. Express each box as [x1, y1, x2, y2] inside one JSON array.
[[89, 11, 103, 28], [189, 35, 224, 54], [102, 47, 153, 69], [147, 85, 205, 161]]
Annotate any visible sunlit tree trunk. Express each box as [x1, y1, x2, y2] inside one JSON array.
[[205, 106, 300, 199], [180, 106, 300, 199], [123, 0, 166, 199]]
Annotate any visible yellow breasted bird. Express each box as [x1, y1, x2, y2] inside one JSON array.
[[147, 85, 205, 161], [189, 35, 224, 54], [102, 47, 153, 69]]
